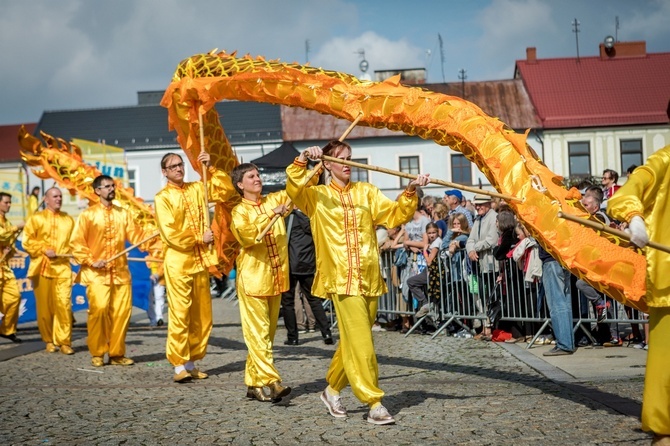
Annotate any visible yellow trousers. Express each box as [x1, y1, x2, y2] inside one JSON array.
[[33, 276, 73, 347], [642, 307, 670, 435], [0, 278, 20, 336], [164, 270, 212, 366], [238, 286, 282, 387], [326, 294, 384, 407], [86, 282, 131, 358]]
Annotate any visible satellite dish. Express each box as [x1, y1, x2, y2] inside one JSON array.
[[604, 35, 615, 49]]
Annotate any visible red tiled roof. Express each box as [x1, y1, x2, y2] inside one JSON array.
[[515, 46, 670, 129], [0, 123, 36, 163], [281, 79, 540, 141]]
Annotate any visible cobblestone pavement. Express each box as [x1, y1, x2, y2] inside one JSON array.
[[0, 298, 650, 445]]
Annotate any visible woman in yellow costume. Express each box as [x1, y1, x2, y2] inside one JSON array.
[[608, 146, 670, 445], [286, 141, 430, 425], [230, 163, 303, 402]]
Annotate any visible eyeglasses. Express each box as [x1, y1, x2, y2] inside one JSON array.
[[165, 162, 184, 172], [602, 176, 612, 180], [96, 184, 115, 190]]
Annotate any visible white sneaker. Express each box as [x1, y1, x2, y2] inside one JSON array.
[[367, 404, 395, 425], [371, 324, 386, 332], [320, 388, 347, 418]]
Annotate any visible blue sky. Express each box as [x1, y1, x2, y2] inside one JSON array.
[[1, 0, 668, 125]]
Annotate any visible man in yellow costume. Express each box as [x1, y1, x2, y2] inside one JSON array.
[[229, 162, 303, 402], [0, 192, 24, 344], [608, 147, 670, 445], [154, 152, 237, 383], [70, 175, 151, 367], [286, 141, 430, 425], [23, 187, 75, 354]]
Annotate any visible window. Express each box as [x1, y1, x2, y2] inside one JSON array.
[[398, 156, 420, 187], [620, 139, 643, 173], [127, 168, 137, 196], [350, 158, 369, 182], [568, 141, 590, 177], [451, 154, 472, 185]]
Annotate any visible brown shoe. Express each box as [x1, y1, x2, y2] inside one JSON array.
[[109, 356, 135, 366], [268, 381, 291, 401], [91, 356, 104, 367], [653, 434, 670, 446], [59, 345, 74, 355], [173, 370, 193, 383], [246, 386, 272, 402], [46, 342, 58, 353], [189, 368, 208, 379]]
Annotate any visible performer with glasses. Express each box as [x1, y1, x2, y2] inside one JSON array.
[[154, 152, 237, 383], [70, 175, 153, 367]]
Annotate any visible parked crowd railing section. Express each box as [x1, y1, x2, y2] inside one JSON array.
[[376, 248, 647, 347]]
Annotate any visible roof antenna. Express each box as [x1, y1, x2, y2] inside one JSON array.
[[458, 69, 467, 99], [572, 18, 581, 63], [438, 33, 446, 83], [615, 16, 620, 42]]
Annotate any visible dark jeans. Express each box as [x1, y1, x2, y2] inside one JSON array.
[[281, 274, 332, 342]]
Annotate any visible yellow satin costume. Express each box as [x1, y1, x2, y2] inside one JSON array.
[[608, 147, 670, 436], [154, 168, 236, 367], [22, 209, 75, 348], [230, 191, 291, 387], [286, 158, 418, 406], [70, 203, 149, 359], [0, 215, 21, 338]]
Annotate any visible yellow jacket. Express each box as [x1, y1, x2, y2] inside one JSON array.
[[70, 203, 149, 285], [0, 215, 19, 280], [22, 209, 74, 279], [230, 192, 291, 297], [154, 168, 237, 276], [286, 158, 418, 298], [608, 146, 670, 307]]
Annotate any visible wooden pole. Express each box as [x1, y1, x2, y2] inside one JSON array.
[[320, 156, 521, 203], [558, 211, 670, 254], [255, 112, 364, 242], [105, 231, 160, 263], [198, 110, 213, 253]]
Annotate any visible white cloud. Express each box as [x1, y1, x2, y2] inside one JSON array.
[[312, 31, 425, 78]]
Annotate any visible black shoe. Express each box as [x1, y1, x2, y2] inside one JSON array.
[[577, 338, 591, 347], [323, 334, 334, 345], [284, 339, 299, 346], [156, 319, 164, 327], [0, 333, 22, 343]]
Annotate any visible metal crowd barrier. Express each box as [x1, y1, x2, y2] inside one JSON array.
[[377, 247, 647, 348]]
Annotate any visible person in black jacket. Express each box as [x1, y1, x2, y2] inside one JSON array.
[[281, 209, 334, 345]]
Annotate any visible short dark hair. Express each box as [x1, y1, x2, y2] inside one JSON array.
[[584, 185, 604, 202], [231, 163, 259, 195], [626, 164, 638, 175], [161, 152, 182, 170], [602, 169, 619, 184], [92, 175, 114, 190], [0, 192, 11, 201]]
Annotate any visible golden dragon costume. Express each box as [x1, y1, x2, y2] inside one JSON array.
[[161, 50, 650, 311], [18, 127, 162, 257]]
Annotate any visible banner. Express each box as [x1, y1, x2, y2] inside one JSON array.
[[12, 241, 151, 324], [0, 165, 28, 220], [71, 139, 128, 185]]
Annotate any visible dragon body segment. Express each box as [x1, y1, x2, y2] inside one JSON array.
[[162, 51, 647, 310]]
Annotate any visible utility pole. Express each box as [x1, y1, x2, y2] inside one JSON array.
[[458, 69, 467, 99], [305, 39, 310, 64], [572, 18, 581, 63]]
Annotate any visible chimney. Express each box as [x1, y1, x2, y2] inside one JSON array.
[[526, 47, 537, 63], [599, 40, 647, 60]]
